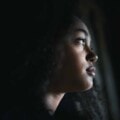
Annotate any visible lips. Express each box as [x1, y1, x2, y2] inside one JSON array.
[[86, 66, 96, 76]]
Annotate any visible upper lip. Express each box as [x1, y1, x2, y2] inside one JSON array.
[[86, 66, 96, 73]]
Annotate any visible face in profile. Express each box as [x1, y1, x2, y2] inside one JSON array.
[[49, 18, 98, 93]]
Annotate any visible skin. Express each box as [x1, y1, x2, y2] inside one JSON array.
[[43, 18, 98, 114]]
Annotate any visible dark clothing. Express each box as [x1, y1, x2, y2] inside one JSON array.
[[1, 93, 103, 120], [1, 108, 55, 120], [1, 98, 81, 120]]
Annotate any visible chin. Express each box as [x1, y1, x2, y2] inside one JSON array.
[[84, 84, 93, 91], [83, 79, 93, 91], [71, 79, 93, 92], [78, 76, 94, 91]]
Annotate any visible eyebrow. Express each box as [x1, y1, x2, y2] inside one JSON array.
[[74, 28, 88, 36]]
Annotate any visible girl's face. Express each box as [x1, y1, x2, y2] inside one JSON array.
[[49, 18, 98, 93]]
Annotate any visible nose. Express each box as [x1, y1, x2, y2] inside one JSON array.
[[86, 48, 98, 63]]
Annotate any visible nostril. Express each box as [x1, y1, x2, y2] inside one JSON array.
[[91, 55, 98, 63], [86, 53, 98, 63]]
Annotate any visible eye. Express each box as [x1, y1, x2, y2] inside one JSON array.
[[74, 38, 86, 45]]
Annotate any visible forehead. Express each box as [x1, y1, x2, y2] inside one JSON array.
[[57, 18, 91, 44], [69, 18, 90, 35]]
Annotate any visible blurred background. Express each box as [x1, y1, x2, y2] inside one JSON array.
[[84, 0, 120, 119]]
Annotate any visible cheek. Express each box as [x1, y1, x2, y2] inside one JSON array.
[[64, 46, 86, 76], [69, 46, 86, 67]]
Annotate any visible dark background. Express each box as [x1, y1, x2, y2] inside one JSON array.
[[96, 0, 120, 104]]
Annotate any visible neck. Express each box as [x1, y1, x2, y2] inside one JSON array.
[[43, 92, 65, 115]]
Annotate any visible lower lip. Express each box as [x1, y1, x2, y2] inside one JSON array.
[[86, 67, 96, 77], [87, 71, 95, 77]]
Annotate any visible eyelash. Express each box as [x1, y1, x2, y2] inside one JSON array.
[[74, 38, 86, 45]]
